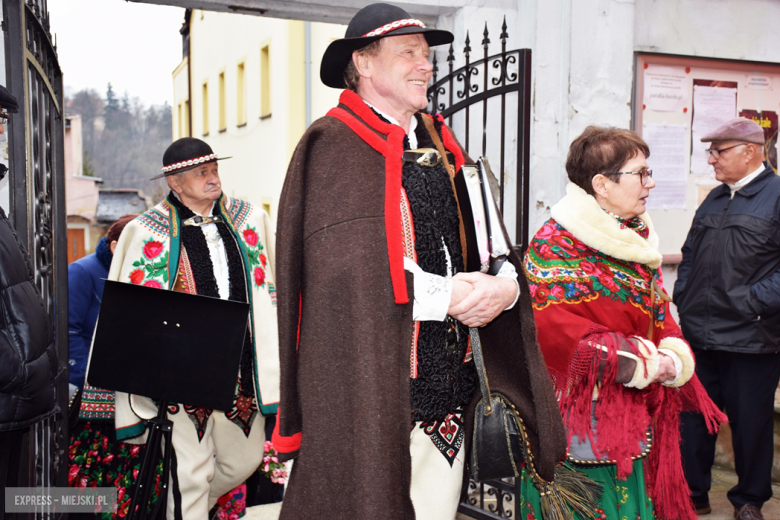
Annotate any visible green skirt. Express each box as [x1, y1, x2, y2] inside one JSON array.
[[517, 459, 655, 520]]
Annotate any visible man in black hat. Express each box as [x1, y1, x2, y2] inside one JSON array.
[[274, 4, 566, 519], [0, 85, 58, 519], [95, 137, 280, 519]]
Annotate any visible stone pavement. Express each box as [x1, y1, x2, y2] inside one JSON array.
[[698, 466, 780, 520]]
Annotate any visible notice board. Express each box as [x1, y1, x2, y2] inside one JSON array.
[[633, 53, 780, 259]]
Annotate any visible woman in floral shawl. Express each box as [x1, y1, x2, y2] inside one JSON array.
[[521, 126, 725, 520]]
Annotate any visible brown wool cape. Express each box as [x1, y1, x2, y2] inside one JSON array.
[[275, 92, 566, 519]]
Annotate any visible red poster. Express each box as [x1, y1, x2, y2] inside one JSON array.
[[739, 109, 778, 172]]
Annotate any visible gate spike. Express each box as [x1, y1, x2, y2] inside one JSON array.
[[500, 16, 509, 43], [482, 23, 490, 51], [464, 31, 471, 57], [447, 43, 455, 64]]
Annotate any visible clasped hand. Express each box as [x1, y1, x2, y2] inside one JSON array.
[[448, 272, 518, 327], [652, 353, 677, 385]]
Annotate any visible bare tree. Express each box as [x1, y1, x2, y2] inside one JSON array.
[[66, 85, 172, 196]]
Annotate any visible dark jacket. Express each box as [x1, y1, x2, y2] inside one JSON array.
[[0, 206, 58, 431], [674, 163, 780, 353], [67, 238, 111, 389]]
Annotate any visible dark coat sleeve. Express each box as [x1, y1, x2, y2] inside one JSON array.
[[67, 261, 94, 389], [0, 208, 58, 430], [674, 196, 712, 302], [275, 129, 308, 442], [749, 196, 780, 316]]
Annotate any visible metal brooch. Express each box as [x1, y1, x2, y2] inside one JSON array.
[[416, 149, 442, 167]]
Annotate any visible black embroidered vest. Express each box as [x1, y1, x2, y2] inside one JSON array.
[[403, 116, 477, 423]]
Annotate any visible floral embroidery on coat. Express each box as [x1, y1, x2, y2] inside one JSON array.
[[242, 226, 268, 289], [129, 237, 170, 287], [525, 219, 666, 324]]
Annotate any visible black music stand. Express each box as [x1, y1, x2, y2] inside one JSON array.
[[88, 280, 250, 520]]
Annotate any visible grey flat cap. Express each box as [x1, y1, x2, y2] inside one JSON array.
[[0, 85, 19, 114], [701, 117, 765, 144]]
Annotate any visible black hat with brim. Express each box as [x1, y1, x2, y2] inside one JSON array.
[[320, 3, 453, 89], [151, 137, 231, 180], [0, 85, 19, 114]]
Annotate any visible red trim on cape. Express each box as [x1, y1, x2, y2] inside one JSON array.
[[271, 410, 302, 455]]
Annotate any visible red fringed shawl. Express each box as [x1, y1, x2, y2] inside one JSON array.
[[525, 217, 726, 520]]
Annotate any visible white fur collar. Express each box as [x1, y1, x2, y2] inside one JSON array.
[[549, 183, 662, 268]]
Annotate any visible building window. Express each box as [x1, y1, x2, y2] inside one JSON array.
[[237, 62, 246, 126], [219, 71, 226, 132], [202, 82, 209, 135], [177, 103, 183, 138], [260, 44, 271, 119], [262, 197, 273, 219], [183, 100, 190, 137]]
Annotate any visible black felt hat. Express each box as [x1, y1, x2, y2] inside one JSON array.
[[320, 3, 453, 89], [152, 137, 231, 180], [0, 85, 19, 114]]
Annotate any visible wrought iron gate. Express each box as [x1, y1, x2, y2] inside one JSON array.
[[3, 0, 69, 514], [427, 19, 531, 519], [426, 18, 531, 250]]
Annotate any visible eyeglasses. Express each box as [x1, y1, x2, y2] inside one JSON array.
[[704, 142, 747, 160], [0, 114, 8, 125], [606, 168, 654, 187]]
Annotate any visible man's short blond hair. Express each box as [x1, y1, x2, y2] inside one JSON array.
[[342, 39, 383, 92]]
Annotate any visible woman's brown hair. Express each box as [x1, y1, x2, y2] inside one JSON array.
[[565, 126, 650, 195], [106, 213, 139, 244]]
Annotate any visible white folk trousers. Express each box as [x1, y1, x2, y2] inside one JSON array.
[[409, 419, 465, 520], [166, 409, 265, 519]]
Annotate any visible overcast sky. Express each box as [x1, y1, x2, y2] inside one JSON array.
[[48, 0, 184, 107]]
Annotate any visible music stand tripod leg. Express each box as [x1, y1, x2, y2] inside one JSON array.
[[129, 401, 174, 520], [150, 414, 174, 520]]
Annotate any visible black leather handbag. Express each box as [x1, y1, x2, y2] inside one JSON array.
[[468, 328, 603, 520], [469, 327, 529, 482]]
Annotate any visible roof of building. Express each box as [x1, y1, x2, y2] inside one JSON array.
[[95, 189, 150, 223]]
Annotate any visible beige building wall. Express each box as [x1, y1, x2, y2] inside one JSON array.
[[172, 10, 345, 221], [172, 56, 190, 140], [64, 115, 100, 222]]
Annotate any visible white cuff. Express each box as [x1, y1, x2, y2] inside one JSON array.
[[495, 260, 520, 310], [658, 348, 683, 386], [404, 256, 452, 322], [624, 337, 659, 390], [657, 337, 695, 387]]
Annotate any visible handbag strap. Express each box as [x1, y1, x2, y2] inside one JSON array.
[[469, 327, 494, 414]]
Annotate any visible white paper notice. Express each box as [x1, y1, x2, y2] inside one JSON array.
[[644, 65, 687, 112], [746, 75, 772, 91], [690, 85, 737, 175], [645, 124, 687, 210]]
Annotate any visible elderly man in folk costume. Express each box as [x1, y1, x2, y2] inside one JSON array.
[[273, 3, 567, 519], [106, 137, 279, 519]]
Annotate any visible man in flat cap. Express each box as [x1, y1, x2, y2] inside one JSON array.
[[675, 117, 780, 520], [273, 3, 565, 519], [0, 85, 58, 519], [93, 137, 280, 518]]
